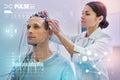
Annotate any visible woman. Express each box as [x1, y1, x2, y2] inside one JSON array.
[[8, 13, 76, 80], [40, 1, 112, 80]]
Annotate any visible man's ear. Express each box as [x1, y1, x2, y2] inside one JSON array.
[[49, 29, 53, 36], [48, 29, 53, 39]]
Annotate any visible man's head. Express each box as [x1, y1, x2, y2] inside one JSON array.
[[27, 13, 53, 46]]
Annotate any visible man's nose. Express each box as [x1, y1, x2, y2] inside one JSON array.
[[28, 27, 34, 33]]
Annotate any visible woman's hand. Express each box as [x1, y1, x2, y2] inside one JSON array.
[[38, 11, 62, 35], [47, 19, 62, 35]]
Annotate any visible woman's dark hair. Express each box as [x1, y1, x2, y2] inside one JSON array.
[[86, 1, 109, 29], [29, 13, 50, 30]]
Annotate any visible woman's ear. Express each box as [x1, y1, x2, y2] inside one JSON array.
[[98, 15, 103, 23]]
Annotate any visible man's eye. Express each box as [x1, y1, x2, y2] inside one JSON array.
[[34, 25, 40, 29], [27, 25, 30, 29]]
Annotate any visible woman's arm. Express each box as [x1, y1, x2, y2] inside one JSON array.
[[49, 18, 112, 62]]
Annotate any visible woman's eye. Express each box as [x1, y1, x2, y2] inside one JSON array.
[[86, 13, 90, 16], [82, 12, 90, 16]]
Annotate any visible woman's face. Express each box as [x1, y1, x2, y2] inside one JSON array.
[[81, 5, 101, 29], [27, 17, 50, 46]]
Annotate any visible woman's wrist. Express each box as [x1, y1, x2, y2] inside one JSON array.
[[56, 31, 63, 37]]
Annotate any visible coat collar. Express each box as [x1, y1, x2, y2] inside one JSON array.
[[82, 27, 102, 40]]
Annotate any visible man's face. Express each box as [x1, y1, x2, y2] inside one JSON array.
[[27, 16, 50, 46]]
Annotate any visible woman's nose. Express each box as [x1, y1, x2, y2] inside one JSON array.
[[81, 14, 85, 19]]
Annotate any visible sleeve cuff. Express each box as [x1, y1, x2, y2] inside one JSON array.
[[73, 44, 85, 54]]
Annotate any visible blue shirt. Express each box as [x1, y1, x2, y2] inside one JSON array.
[[9, 52, 76, 80]]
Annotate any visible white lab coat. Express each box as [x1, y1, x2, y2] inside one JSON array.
[[50, 27, 112, 80]]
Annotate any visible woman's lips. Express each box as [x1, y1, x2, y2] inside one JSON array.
[[81, 20, 85, 23]]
